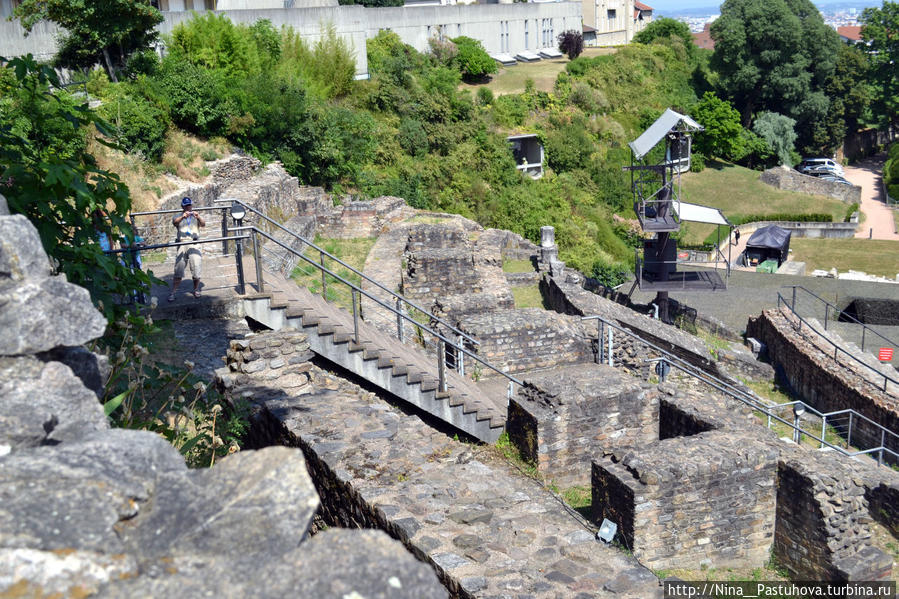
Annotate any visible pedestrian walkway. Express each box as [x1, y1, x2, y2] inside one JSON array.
[[846, 154, 899, 240]]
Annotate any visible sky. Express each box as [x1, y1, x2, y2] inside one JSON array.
[[648, 0, 885, 16]]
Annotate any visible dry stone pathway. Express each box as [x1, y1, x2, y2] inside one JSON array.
[[232, 331, 663, 599]]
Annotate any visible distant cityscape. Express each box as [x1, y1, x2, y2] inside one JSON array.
[[659, 2, 883, 32]]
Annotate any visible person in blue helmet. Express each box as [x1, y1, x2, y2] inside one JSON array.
[[168, 197, 205, 301]]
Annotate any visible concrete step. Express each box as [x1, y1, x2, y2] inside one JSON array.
[[244, 272, 506, 443]]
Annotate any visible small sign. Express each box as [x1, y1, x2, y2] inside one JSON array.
[[677, 251, 689, 260], [878, 348, 894, 361]]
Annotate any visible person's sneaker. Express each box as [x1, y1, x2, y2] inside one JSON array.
[[168, 293, 175, 302], [193, 290, 201, 299]]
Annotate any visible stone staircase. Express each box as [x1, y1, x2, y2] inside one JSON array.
[[243, 269, 507, 443]]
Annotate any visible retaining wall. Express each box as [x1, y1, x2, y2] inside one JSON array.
[[760, 166, 861, 204]]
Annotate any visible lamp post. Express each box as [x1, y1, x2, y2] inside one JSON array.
[[230, 200, 247, 295], [793, 402, 806, 444]]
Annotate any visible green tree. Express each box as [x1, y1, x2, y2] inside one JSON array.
[[814, 43, 872, 151], [752, 111, 796, 165], [691, 91, 746, 161], [633, 17, 695, 60], [0, 55, 152, 319], [451, 36, 498, 82], [860, 1, 899, 127], [710, 0, 840, 151], [13, 0, 162, 82]]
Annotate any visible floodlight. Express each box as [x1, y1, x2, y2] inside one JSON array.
[[229, 200, 246, 222], [597, 519, 617, 543]]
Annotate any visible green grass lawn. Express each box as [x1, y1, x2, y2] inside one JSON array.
[[789, 238, 899, 278], [291, 237, 377, 312], [678, 161, 849, 245], [460, 47, 617, 96]]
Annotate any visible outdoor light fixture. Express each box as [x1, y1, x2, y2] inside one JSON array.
[[229, 200, 246, 223], [597, 518, 617, 543]]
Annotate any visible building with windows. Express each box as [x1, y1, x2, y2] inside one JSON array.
[[582, 0, 634, 46]]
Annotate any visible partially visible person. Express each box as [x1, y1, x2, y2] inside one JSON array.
[[92, 208, 111, 252], [168, 197, 205, 301]]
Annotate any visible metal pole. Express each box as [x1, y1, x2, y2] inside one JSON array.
[[508, 381, 514, 400], [352, 289, 360, 345], [320, 251, 327, 300], [221, 207, 229, 255], [396, 298, 404, 342], [820, 415, 826, 449], [234, 218, 246, 295], [792, 286, 797, 311], [458, 334, 465, 376], [824, 304, 829, 330], [847, 412, 853, 448], [607, 326, 614, 368], [437, 339, 447, 392], [252, 229, 264, 293], [879, 429, 885, 466], [861, 326, 866, 352], [597, 321, 604, 364]]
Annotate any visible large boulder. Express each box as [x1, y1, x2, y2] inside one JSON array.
[[0, 214, 50, 281], [0, 356, 108, 451]]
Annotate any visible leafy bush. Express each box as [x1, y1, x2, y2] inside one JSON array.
[[476, 86, 494, 106], [168, 12, 267, 77], [569, 82, 609, 114], [689, 151, 706, 172], [692, 91, 746, 161], [280, 26, 356, 99], [155, 57, 235, 138], [557, 30, 584, 60], [451, 36, 497, 82], [844, 202, 860, 222], [398, 117, 428, 157], [100, 87, 170, 161]]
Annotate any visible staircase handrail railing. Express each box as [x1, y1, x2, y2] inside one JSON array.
[[782, 285, 899, 359], [240, 225, 524, 396], [214, 198, 480, 349], [581, 314, 899, 467], [777, 291, 899, 394]]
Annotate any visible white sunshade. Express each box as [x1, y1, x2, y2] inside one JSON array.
[[629, 108, 703, 160], [675, 201, 730, 226]]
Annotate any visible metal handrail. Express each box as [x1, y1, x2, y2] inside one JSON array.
[[213, 198, 480, 348], [102, 235, 247, 254], [777, 292, 899, 393], [581, 314, 899, 467], [783, 285, 899, 356], [246, 225, 523, 393], [130, 206, 226, 216]]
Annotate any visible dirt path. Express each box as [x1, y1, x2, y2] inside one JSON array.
[[844, 154, 899, 240]]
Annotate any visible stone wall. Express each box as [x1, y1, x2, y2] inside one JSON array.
[[459, 308, 594, 374], [317, 196, 409, 239], [746, 309, 899, 456], [760, 166, 861, 204], [592, 431, 779, 571], [403, 248, 482, 300], [658, 397, 717, 439], [0, 208, 445, 599], [507, 365, 659, 487], [775, 456, 893, 581]]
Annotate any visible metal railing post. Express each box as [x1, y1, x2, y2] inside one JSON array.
[[234, 219, 246, 295], [221, 207, 229, 254], [824, 304, 829, 330], [458, 334, 465, 376], [396, 299, 404, 342], [607, 326, 614, 368], [820, 415, 827, 449], [508, 381, 514, 400], [320, 251, 327, 300], [438, 339, 447, 392], [597, 321, 604, 364], [847, 412, 853, 448], [792, 286, 797, 311], [252, 229, 264, 293], [879, 430, 885, 466], [861, 326, 866, 352], [352, 289, 360, 345]]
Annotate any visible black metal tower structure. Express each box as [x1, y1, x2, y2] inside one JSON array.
[[626, 109, 730, 323]]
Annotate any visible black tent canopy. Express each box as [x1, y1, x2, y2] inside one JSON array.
[[744, 225, 791, 267]]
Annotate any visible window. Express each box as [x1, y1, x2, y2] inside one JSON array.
[[607, 9, 617, 29], [541, 18, 554, 47], [524, 20, 529, 49], [500, 21, 510, 53]]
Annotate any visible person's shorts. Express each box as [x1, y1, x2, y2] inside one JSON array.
[[174, 247, 202, 279]]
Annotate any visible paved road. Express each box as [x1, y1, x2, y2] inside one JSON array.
[[844, 154, 899, 240]]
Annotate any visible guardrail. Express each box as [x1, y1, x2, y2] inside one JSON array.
[[777, 288, 898, 394], [582, 314, 899, 467]]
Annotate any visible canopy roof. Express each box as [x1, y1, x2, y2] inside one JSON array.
[[675, 201, 729, 226], [746, 225, 791, 251], [629, 108, 703, 160]]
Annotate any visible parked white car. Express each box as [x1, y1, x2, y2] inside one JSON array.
[[796, 158, 844, 177]]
